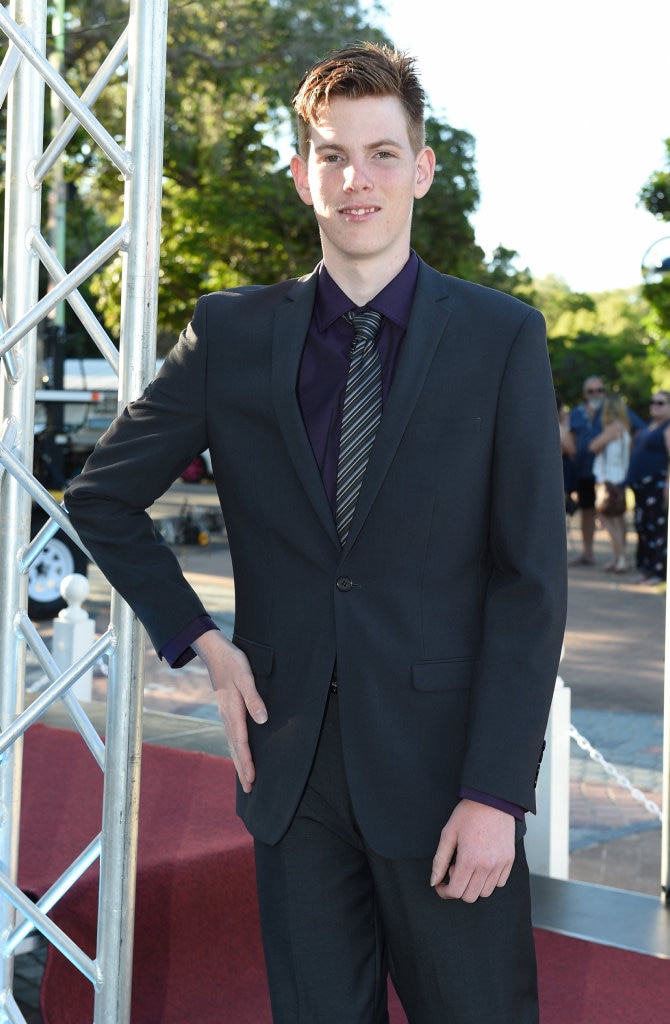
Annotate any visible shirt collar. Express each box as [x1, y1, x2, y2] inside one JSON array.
[[314, 251, 419, 331]]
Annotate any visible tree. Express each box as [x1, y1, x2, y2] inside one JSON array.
[[640, 138, 670, 219], [477, 246, 536, 305], [535, 276, 654, 413], [639, 137, 670, 337], [32, 1, 488, 350], [411, 116, 483, 280]]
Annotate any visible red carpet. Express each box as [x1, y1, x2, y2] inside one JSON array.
[[535, 928, 669, 1023], [19, 724, 267, 1024], [17, 724, 668, 1023]]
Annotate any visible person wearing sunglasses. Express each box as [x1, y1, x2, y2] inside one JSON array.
[[568, 377, 606, 564], [626, 391, 670, 584]]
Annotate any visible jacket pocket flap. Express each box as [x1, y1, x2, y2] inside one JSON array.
[[412, 658, 474, 692]]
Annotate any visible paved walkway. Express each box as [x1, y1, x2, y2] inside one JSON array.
[[561, 513, 665, 896]]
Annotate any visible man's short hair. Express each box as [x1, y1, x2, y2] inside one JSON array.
[[292, 42, 426, 158]]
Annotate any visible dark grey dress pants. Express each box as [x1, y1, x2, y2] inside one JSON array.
[[254, 692, 539, 1024]]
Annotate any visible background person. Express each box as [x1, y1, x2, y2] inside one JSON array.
[[557, 394, 577, 515], [569, 376, 643, 565], [588, 393, 631, 573], [568, 376, 606, 564], [626, 390, 670, 585], [64, 43, 567, 1024]]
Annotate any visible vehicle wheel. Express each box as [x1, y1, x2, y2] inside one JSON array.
[[28, 513, 89, 620], [181, 454, 206, 483]]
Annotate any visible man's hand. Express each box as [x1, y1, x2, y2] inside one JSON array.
[[193, 631, 268, 794], [430, 799, 516, 903]]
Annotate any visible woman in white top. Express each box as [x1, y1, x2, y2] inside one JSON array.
[[588, 393, 632, 573]]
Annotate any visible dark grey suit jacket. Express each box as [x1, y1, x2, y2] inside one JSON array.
[[65, 259, 568, 858]]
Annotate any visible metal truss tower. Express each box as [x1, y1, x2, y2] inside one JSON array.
[[0, 2, 168, 1020]]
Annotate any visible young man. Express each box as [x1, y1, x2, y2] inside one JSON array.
[[65, 43, 567, 1023]]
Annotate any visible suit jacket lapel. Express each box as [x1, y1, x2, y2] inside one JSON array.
[[343, 262, 454, 550], [271, 270, 341, 545]]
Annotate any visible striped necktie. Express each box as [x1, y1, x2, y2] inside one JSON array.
[[335, 308, 383, 545]]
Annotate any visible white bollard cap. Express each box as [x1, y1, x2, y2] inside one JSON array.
[[57, 573, 90, 622]]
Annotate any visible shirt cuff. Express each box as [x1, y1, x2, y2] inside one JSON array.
[[159, 615, 220, 668], [459, 786, 526, 821]]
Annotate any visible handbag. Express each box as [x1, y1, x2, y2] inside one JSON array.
[[596, 481, 626, 517]]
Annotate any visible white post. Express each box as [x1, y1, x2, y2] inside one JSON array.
[[525, 674, 571, 878], [52, 573, 95, 702]]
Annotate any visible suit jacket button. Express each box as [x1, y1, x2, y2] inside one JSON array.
[[336, 576, 353, 592]]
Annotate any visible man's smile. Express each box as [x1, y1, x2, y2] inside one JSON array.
[[338, 205, 379, 218]]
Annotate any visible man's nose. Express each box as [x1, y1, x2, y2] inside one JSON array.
[[343, 161, 372, 190]]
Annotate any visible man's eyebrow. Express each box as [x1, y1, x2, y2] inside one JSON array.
[[312, 138, 405, 153], [312, 142, 346, 153], [366, 138, 404, 150]]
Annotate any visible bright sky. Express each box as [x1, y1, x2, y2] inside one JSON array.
[[382, 0, 670, 293]]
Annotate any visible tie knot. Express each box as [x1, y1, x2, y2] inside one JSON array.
[[343, 307, 382, 343]]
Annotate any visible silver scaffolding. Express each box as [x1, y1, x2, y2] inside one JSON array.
[[0, 2, 168, 1021]]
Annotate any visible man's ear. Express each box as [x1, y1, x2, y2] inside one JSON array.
[[414, 146, 436, 200], [290, 154, 314, 206]]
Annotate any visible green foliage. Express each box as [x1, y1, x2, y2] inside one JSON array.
[[640, 138, 670, 219], [535, 276, 655, 414], [411, 117, 483, 280], [637, 303, 670, 393], [639, 138, 670, 336], [477, 246, 537, 305]]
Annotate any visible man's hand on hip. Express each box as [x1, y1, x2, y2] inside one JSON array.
[[193, 631, 268, 794]]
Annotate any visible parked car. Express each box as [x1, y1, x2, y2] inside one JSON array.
[[31, 389, 114, 618]]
